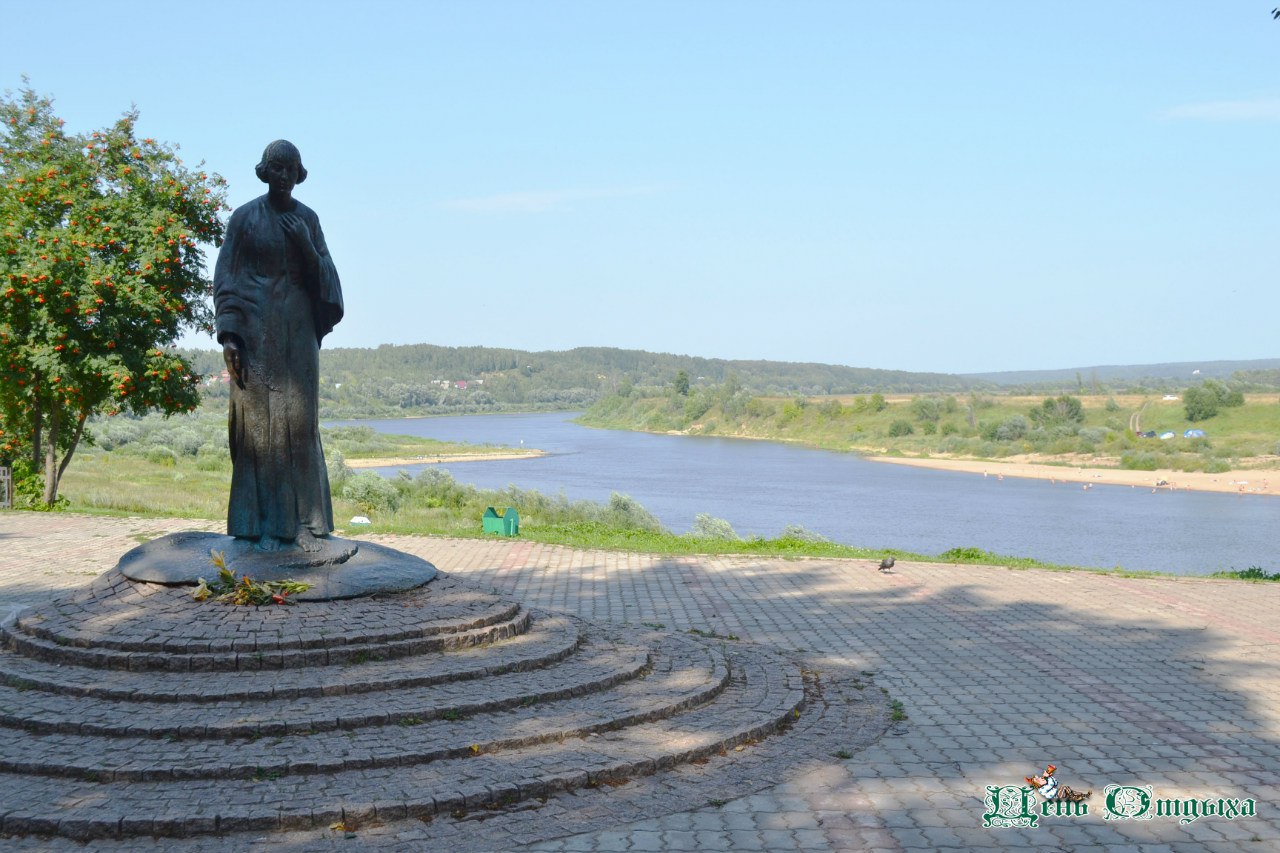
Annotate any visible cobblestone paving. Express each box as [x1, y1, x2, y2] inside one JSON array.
[[3, 513, 1279, 851]]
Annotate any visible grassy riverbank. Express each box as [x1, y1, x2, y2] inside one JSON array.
[[32, 403, 1275, 578], [52, 448, 1275, 579], [579, 390, 1280, 480], [55, 412, 530, 518]]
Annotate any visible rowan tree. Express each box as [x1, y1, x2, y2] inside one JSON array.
[[0, 85, 228, 505]]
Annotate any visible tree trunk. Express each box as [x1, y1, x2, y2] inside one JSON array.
[[43, 404, 59, 507], [31, 397, 42, 470], [41, 406, 87, 508]]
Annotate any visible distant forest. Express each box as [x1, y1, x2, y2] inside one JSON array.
[[178, 344, 1280, 419]]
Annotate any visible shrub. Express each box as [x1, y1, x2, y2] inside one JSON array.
[[145, 446, 177, 467], [1211, 566, 1280, 581], [683, 393, 712, 421], [92, 419, 144, 451], [691, 513, 740, 540], [604, 492, 664, 532], [165, 426, 203, 457], [994, 415, 1029, 442], [1183, 385, 1219, 422], [196, 443, 230, 471], [1030, 395, 1084, 427], [325, 449, 352, 490], [779, 524, 829, 543], [887, 419, 914, 437], [342, 472, 401, 514], [197, 441, 229, 460], [910, 397, 942, 422], [1183, 380, 1243, 422], [1120, 451, 1159, 471], [411, 467, 474, 509], [7, 458, 64, 510], [939, 421, 960, 436], [940, 546, 989, 561]]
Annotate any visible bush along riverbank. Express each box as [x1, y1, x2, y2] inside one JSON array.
[[579, 384, 1280, 477]]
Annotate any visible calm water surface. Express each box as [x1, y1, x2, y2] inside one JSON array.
[[333, 412, 1278, 576]]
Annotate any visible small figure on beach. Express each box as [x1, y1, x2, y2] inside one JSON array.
[[214, 140, 344, 552]]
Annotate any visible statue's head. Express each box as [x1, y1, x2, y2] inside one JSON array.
[[255, 139, 307, 185]]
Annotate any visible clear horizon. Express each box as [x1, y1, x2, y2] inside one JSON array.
[[6, 1, 1278, 374]]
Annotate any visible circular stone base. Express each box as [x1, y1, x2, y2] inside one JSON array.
[[116, 531, 436, 600]]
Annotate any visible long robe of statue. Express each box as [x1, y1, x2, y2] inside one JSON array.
[[213, 189, 343, 544]]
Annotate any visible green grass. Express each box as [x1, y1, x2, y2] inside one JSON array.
[[322, 425, 521, 461], [62, 452, 229, 519], [1210, 566, 1280, 581], [580, 392, 1280, 474]]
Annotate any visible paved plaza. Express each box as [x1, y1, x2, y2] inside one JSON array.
[[1, 512, 1278, 852]]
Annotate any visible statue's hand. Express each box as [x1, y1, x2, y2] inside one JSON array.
[[223, 340, 245, 388], [280, 213, 318, 261]]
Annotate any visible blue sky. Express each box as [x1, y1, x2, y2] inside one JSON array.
[[5, 1, 1278, 373]]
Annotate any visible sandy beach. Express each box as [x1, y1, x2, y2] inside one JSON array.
[[345, 450, 546, 469], [868, 454, 1279, 496]]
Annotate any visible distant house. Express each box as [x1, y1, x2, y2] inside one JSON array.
[[455, 380, 468, 390], [1163, 395, 1179, 401]]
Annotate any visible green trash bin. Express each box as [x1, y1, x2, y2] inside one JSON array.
[[482, 506, 520, 536]]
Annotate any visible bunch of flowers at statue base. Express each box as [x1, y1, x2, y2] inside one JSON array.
[[190, 549, 312, 605]]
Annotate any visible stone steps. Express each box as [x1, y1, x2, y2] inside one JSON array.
[[0, 635, 724, 781], [0, 612, 581, 702], [1, 609, 531, 671], [0, 626, 650, 739], [10, 572, 519, 654], [0, 643, 803, 840], [0, 581, 529, 666], [0, 565, 811, 842]]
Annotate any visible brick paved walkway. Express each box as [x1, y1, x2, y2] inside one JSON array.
[[2, 512, 1278, 851]]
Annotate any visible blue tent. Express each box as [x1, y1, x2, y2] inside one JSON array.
[[1184, 429, 1206, 439]]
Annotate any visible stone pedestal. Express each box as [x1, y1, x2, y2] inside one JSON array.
[[116, 531, 437, 600]]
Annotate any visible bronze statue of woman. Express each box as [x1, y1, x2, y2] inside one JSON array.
[[214, 140, 344, 552]]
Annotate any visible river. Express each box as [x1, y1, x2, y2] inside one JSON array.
[[332, 411, 1278, 576]]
